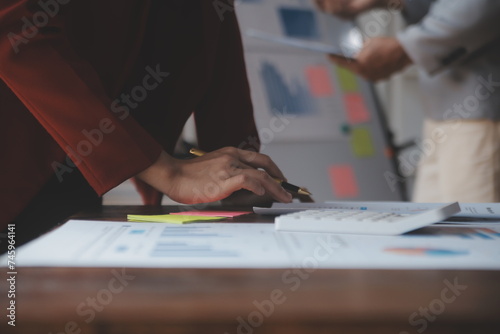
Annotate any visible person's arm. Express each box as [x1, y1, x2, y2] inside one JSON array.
[[194, 6, 259, 153], [315, 0, 412, 81], [397, 0, 500, 75], [0, 1, 292, 204], [0, 0, 162, 195]]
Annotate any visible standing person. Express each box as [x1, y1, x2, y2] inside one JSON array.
[[0, 0, 292, 249], [316, 0, 500, 202]]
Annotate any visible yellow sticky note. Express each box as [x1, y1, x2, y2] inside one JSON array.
[[350, 127, 375, 157], [336, 66, 358, 92], [127, 214, 225, 224]]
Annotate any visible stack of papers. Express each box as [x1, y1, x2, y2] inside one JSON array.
[[5, 219, 500, 270]]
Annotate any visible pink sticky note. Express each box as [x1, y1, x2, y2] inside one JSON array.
[[171, 211, 251, 218], [328, 165, 359, 198], [343, 93, 370, 124], [305, 65, 334, 97]]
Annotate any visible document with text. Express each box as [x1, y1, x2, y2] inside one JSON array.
[[4, 220, 500, 270]]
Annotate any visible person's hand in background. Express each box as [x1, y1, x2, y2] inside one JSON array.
[[314, 0, 403, 19], [137, 147, 293, 205], [330, 37, 412, 81]]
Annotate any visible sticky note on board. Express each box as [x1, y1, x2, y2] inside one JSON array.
[[305, 65, 334, 97], [344, 93, 370, 124], [127, 214, 225, 224], [336, 66, 358, 92], [350, 127, 375, 157], [328, 165, 359, 198], [171, 211, 251, 218]]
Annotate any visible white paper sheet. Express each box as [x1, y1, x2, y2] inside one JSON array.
[[4, 220, 500, 270]]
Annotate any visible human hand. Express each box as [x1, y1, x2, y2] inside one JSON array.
[[314, 0, 402, 19], [220, 186, 315, 207], [329, 37, 412, 81], [136, 147, 293, 205]]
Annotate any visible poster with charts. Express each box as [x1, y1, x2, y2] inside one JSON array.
[[237, 0, 362, 141], [234, 0, 405, 201], [245, 52, 346, 141]]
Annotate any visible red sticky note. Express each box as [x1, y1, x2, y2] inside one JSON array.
[[344, 93, 370, 124], [328, 165, 359, 198], [171, 211, 251, 218], [305, 65, 334, 97]]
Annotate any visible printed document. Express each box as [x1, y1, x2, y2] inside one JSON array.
[[5, 220, 500, 270]]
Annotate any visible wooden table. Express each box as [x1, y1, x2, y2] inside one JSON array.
[[2, 206, 500, 334]]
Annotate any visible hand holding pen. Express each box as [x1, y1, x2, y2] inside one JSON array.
[[190, 148, 311, 196], [137, 147, 296, 205]]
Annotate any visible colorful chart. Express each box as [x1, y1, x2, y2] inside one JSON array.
[[384, 248, 469, 257], [456, 228, 500, 240], [409, 227, 500, 240]]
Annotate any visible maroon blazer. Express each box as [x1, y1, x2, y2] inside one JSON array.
[[0, 0, 259, 230]]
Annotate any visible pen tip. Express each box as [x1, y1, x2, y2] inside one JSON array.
[[298, 189, 312, 196]]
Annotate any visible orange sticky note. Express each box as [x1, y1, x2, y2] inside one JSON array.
[[328, 165, 359, 198], [344, 93, 370, 124], [305, 65, 334, 97]]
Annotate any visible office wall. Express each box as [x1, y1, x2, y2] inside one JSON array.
[[104, 4, 425, 205]]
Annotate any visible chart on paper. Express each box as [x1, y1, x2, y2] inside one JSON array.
[[8, 220, 500, 270]]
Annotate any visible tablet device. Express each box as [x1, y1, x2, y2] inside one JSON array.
[[246, 27, 363, 59]]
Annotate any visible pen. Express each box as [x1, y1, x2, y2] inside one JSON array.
[[189, 148, 312, 196]]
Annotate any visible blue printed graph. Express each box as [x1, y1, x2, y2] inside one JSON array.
[[384, 247, 469, 257], [150, 226, 238, 258], [260, 61, 316, 116]]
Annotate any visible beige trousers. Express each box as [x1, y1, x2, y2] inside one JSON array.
[[413, 118, 500, 202]]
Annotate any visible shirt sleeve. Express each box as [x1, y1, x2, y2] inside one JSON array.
[[0, 0, 162, 196], [397, 0, 500, 75]]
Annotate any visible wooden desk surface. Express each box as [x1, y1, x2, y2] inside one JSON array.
[[2, 206, 500, 334]]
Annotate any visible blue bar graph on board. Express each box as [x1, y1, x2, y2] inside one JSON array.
[[260, 61, 316, 116]]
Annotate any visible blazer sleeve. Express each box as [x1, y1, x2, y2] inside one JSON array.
[[397, 0, 500, 75], [194, 8, 260, 153], [0, 0, 162, 195]]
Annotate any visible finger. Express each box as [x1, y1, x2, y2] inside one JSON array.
[[330, 0, 345, 15], [226, 170, 292, 203], [314, 0, 326, 11], [235, 149, 287, 181], [251, 169, 293, 203], [222, 173, 265, 198], [207, 147, 288, 182], [193, 149, 254, 172]]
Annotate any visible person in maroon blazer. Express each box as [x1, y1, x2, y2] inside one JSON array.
[[0, 0, 292, 248]]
